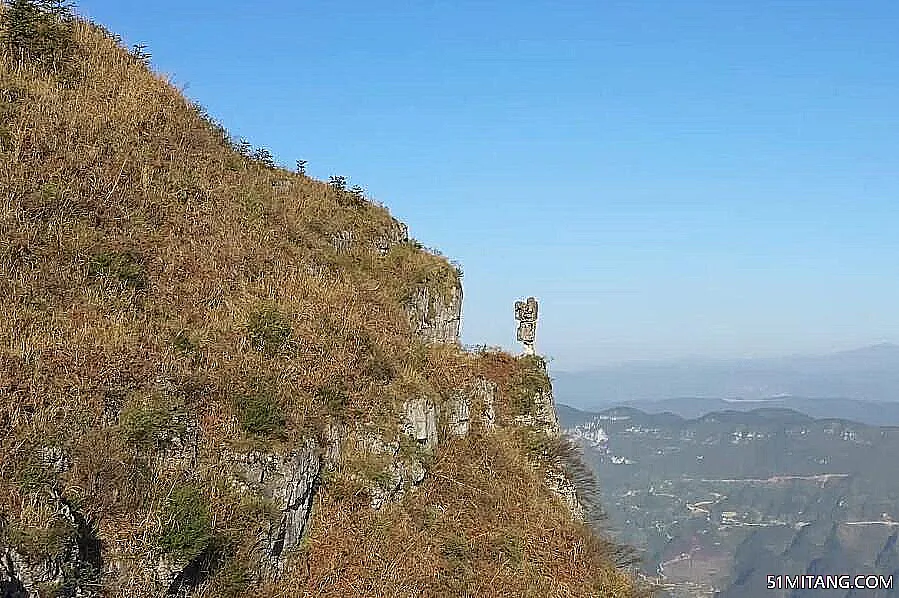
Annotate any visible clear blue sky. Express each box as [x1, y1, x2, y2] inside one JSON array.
[[78, 0, 899, 369]]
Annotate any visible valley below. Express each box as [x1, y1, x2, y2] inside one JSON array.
[[560, 406, 899, 597]]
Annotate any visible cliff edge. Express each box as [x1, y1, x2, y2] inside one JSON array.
[[0, 5, 642, 597]]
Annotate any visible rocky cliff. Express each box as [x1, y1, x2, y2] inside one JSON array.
[[0, 6, 641, 597]]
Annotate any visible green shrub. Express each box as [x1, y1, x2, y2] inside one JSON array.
[[233, 390, 285, 438], [88, 250, 146, 289], [315, 384, 348, 413], [16, 455, 55, 492], [213, 558, 251, 597], [440, 532, 474, 587], [119, 397, 186, 449], [508, 355, 551, 417], [441, 532, 470, 564], [157, 485, 214, 561], [8, 517, 75, 561], [0, 0, 76, 72], [327, 175, 347, 192], [129, 42, 150, 65], [234, 138, 252, 157], [250, 146, 275, 168], [172, 330, 198, 354], [246, 306, 291, 355]]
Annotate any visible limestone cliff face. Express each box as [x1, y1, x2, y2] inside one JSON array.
[[228, 443, 321, 571], [0, 299, 583, 597], [405, 283, 463, 345], [1, 491, 101, 598], [516, 359, 586, 521]]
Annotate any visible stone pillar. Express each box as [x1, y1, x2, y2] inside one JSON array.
[[514, 296, 538, 356]]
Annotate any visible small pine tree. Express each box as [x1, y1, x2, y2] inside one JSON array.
[[251, 146, 275, 168], [130, 43, 151, 65], [234, 139, 252, 157], [1, 0, 76, 72], [328, 175, 347, 192]]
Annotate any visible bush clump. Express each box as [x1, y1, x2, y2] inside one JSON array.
[[212, 558, 251, 597], [172, 330, 198, 354], [157, 485, 214, 561], [119, 397, 186, 449], [8, 516, 75, 561], [1, 0, 76, 72], [233, 390, 285, 439], [15, 453, 56, 492], [246, 306, 291, 355], [88, 250, 146, 289]]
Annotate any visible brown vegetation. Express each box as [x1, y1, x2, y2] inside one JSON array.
[[0, 5, 644, 596]]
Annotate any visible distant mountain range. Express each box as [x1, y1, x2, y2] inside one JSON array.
[[554, 344, 899, 421], [561, 405, 899, 598], [558, 397, 899, 427]]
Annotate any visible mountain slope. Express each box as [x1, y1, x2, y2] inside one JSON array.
[[0, 6, 641, 597]]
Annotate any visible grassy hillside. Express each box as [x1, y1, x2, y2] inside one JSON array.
[[0, 4, 643, 596]]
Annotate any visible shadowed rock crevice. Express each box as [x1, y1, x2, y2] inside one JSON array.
[[0, 493, 102, 598], [163, 548, 217, 597]]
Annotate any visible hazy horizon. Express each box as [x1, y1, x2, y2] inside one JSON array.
[[553, 340, 899, 371], [78, 0, 899, 370]]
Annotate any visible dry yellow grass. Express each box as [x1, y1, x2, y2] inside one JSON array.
[[1, 8, 646, 597], [256, 429, 639, 598]]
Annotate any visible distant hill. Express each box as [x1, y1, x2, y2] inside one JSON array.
[[554, 344, 899, 408], [562, 405, 899, 598], [557, 397, 899, 427]]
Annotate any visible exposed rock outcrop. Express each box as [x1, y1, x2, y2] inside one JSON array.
[[507, 359, 586, 520], [407, 284, 462, 345], [534, 385, 562, 438], [402, 397, 439, 451], [151, 443, 324, 590], [446, 391, 471, 436], [447, 378, 498, 436], [375, 221, 409, 255], [331, 218, 408, 256], [546, 469, 586, 522], [228, 443, 322, 571], [1, 493, 101, 598], [368, 458, 428, 511], [157, 551, 216, 597], [513, 370, 561, 438], [331, 427, 429, 510], [473, 377, 498, 430], [330, 230, 353, 254]]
